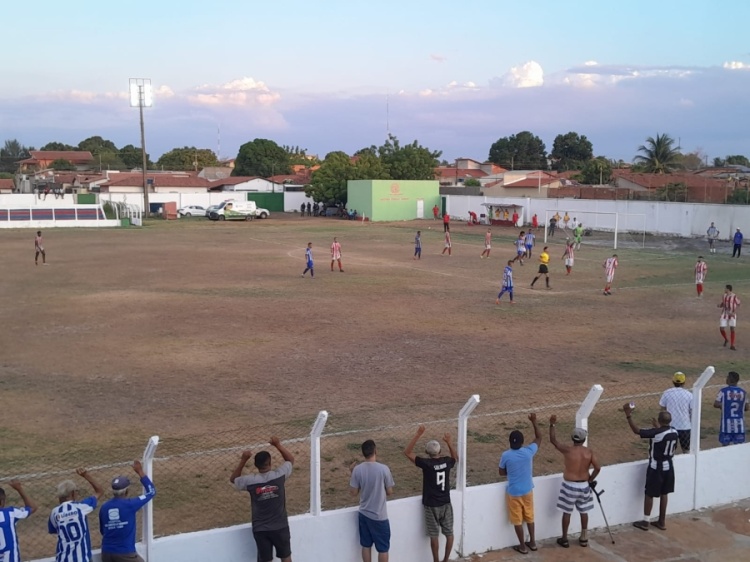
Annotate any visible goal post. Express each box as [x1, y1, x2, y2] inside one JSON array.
[[542, 210, 646, 249]]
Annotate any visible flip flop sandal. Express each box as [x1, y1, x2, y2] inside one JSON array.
[[512, 544, 529, 555], [525, 541, 538, 552], [650, 521, 667, 530], [557, 538, 570, 548], [633, 520, 650, 531]]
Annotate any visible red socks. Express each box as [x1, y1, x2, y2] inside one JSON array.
[[721, 328, 728, 342], [697, 284, 703, 296], [731, 332, 736, 346]]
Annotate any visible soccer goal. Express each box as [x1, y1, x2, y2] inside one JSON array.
[[543, 210, 646, 249]]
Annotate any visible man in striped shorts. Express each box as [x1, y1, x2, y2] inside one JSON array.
[[549, 418, 600, 548], [718, 284, 740, 350]]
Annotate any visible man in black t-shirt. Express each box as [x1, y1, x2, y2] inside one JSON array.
[[623, 404, 679, 532], [404, 425, 458, 562]]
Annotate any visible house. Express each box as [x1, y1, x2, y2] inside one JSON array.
[[18, 151, 95, 171], [100, 172, 212, 194], [198, 167, 234, 181], [612, 171, 733, 203], [435, 158, 507, 187], [481, 171, 561, 197], [209, 177, 283, 192], [0, 178, 14, 193]]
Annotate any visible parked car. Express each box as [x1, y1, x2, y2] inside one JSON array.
[[205, 204, 221, 217], [178, 205, 206, 217], [255, 208, 270, 219]]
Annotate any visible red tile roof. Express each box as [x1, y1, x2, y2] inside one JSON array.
[[210, 176, 261, 186], [434, 167, 487, 181], [20, 151, 94, 164], [268, 174, 310, 184], [103, 174, 212, 188], [501, 178, 558, 188], [615, 172, 726, 190]]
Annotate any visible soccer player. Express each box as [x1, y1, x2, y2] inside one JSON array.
[[330, 237, 344, 272], [480, 229, 492, 259], [301, 242, 314, 278], [523, 230, 535, 259], [549, 417, 601, 549], [623, 403, 678, 532], [603, 254, 618, 296], [530, 247, 551, 290], [443, 213, 450, 233], [49, 468, 104, 562], [0, 480, 38, 562], [403, 425, 457, 562], [718, 284, 740, 350], [733, 228, 743, 258], [573, 223, 584, 250], [99, 461, 156, 562], [713, 371, 748, 446], [695, 256, 707, 297], [659, 372, 693, 453], [496, 261, 514, 304], [707, 222, 719, 253], [414, 231, 422, 260], [35, 230, 47, 265], [562, 239, 575, 275], [499, 413, 542, 555], [442, 230, 452, 256], [511, 232, 525, 265], [231, 437, 296, 562]]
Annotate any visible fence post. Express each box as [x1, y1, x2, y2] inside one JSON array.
[[309, 410, 329, 516], [575, 385, 604, 446], [690, 366, 715, 454], [457, 394, 480, 557], [141, 435, 160, 562]]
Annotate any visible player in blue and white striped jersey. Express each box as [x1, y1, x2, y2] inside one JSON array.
[[49, 468, 104, 562], [496, 261, 514, 304], [714, 371, 748, 446], [0, 480, 38, 562]]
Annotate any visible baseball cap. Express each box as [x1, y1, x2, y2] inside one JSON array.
[[425, 440, 441, 456], [111, 476, 131, 491], [571, 428, 588, 443], [509, 430, 524, 450], [673, 371, 686, 384]]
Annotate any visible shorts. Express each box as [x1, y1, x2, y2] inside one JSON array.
[[445, 242, 452, 248], [677, 429, 691, 451], [306, 261, 313, 269], [506, 491, 534, 525], [253, 527, 292, 562], [423, 504, 454, 537], [101, 554, 144, 562], [538, 264, 549, 274], [720, 316, 737, 328], [358, 512, 390, 553], [517, 250, 525, 256], [719, 432, 746, 446], [606, 274, 615, 283], [574, 237, 582, 243], [485, 244, 491, 250], [645, 467, 675, 498], [695, 278, 705, 285], [525, 244, 533, 251], [332, 253, 341, 260], [565, 258, 574, 267], [556, 481, 594, 514]]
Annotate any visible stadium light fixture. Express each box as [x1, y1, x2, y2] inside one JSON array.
[[129, 78, 153, 216]]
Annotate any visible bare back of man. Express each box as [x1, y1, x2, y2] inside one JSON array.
[[561, 446, 595, 482]]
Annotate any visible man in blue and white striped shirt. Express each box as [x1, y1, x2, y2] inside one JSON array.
[[49, 468, 104, 562], [714, 371, 748, 445], [496, 261, 514, 304], [0, 480, 38, 562]]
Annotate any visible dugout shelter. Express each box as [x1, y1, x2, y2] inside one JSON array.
[[347, 180, 440, 222]]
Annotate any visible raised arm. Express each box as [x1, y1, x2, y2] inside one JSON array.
[[271, 436, 295, 465], [529, 413, 542, 447], [404, 425, 425, 464], [132, 460, 156, 504], [549, 415, 566, 452], [10, 480, 37, 515], [77, 467, 104, 501], [623, 403, 641, 435], [443, 432, 458, 462], [230, 451, 252, 484]]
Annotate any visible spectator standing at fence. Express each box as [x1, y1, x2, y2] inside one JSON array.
[[301, 242, 314, 278], [35, 230, 47, 265], [562, 239, 575, 276], [718, 284, 740, 350], [714, 371, 748, 446], [49, 468, 104, 562], [496, 260, 515, 305], [349, 440, 395, 562], [530, 247, 551, 290], [99, 461, 156, 562], [623, 403, 678, 531], [480, 229, 492, 259], [330, 237, 344, 272], [695, 256, 708, 298], [0, 479, 38, 562], [733, 228, 743, 257], [659, 372, 693, 453], [548, 217, 557, 237], [498, 413, 542, 555], [442, 230, 452, 256], [404, 425, 457, 562], [549, 417, 600, 548], [306, 202, 312, 216], [707, 222, 719, 253], [231, 437, 295, 562], [524, 230, 535, 259], [443, 213, 450, 233], [414, 231, 422, 260], [603, 254, 618, 296]]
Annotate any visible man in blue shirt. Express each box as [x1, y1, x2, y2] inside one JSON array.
[[301, 242, 314, 278], [714, 371, 748, 445], [733, 228, 743, 258], [0, 480, 38, 562], [99, 461, 156, 562], [498, 413, 542, 555]]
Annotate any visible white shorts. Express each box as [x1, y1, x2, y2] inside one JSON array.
[[331, 253, 341, 260], [695, 278, 704, 285], [485, 244, 491, 250], [445, 242, 452, 248], [565, 258, 574, 267], [720, 316, 737, 328], [606, 274, 615, 283]]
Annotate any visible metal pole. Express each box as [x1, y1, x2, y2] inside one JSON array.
[[141, 435, 160, 562], [139, 85, 150, 217], [575, 385, 604, 447], [309, 410, 329, 516], [690, 366, 715, 511], [456, 394, 480, 557]]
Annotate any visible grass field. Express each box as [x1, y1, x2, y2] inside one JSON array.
[[2, 215, 749, 557]]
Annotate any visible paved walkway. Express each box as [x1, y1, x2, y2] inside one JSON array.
[[462, 499, 750, 561]]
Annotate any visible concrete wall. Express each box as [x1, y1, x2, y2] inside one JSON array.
[[348, 180, 440, 222], [0, 195, 119, 228]]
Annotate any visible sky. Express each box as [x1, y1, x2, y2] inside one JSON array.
[[2, 0, 750, 164]]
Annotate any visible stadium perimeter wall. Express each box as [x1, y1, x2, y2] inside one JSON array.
[[31, 444, 750, 562], [0, 194, 119, 228], [445, 195, 750, 238]]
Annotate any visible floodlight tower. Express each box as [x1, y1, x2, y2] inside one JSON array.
[[129, 78, 152, 215]]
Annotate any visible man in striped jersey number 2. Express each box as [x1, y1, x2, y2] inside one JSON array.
[[623, 403, 678, 531], [714, 371, 748, 446], [49, 468, 105, 562], [719, 284, 740, 350]]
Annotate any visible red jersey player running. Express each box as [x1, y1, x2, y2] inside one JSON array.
[[602, 254, 618, 296], [694, 256, 707, 297], [330, 237, 344, 272], [718, 284, 740, 350]]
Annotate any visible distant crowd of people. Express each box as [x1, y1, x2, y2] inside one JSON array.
[[299, 201, 358, 220]]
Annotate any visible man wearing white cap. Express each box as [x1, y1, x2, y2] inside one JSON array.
[[659, 372, 693, 452]]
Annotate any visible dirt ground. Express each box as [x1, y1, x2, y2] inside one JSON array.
[[2, 216, 750, 556]]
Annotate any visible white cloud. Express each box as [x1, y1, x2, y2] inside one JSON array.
[[502, 61, 544, 88], [724, 61, 749, 70], [189, 77, 281, 107], [430, 53, 447, 63]]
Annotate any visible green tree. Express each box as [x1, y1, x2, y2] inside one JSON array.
[[464, 178, 481, 187], [233, 138, 291, 177], [40, 141, 77, 151], [49, 159, 76, 171], [575, 157, 612, 184], [675, 151, 704, 171], [352, 151, 389, 180], [155, 146, 215, 171], [726, 155, 750, 167], [96, 151, 126, 171], [713, 157, 726, 167], [633, 133, 680, 174], [375, 134, 442, 180], [550, 132, 593, 171], [119, 144, 152, 169], [282, 145, 320, 167], [0, 139, 32, 172], [488, 131, 547, 170], [306, 151, 355, 204], [727, 187, 750, 204], [77, 136, 118, 155]]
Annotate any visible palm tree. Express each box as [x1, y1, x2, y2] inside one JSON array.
[[633, 133, 680, 174]]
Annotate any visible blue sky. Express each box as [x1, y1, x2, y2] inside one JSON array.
[[2, 0, 749, 163]]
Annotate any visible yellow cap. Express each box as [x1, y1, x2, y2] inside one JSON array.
[[673, 371, 686, 384]]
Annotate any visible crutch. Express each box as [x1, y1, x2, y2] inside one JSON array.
[[590, 481, 615, 544]]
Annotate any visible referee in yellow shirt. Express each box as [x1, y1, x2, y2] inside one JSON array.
[[530, 246, 551, 290]]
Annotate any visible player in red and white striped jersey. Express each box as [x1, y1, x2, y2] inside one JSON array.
[[481, 229, 492, 259], [694, 256, 707, 297], [330, 237, 344, 272], [718, 284, 741, 350], [562, 239, 575, 275], [602, 255, 618, 295]]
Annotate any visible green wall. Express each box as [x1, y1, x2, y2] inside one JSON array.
[[347, 180, 440, 222], [246, 192, 284, 212]]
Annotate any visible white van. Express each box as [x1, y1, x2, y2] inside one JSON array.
[[208, 200, 257, 221]]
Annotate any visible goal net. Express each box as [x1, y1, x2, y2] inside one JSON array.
[[543, 210, 646, 249]]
